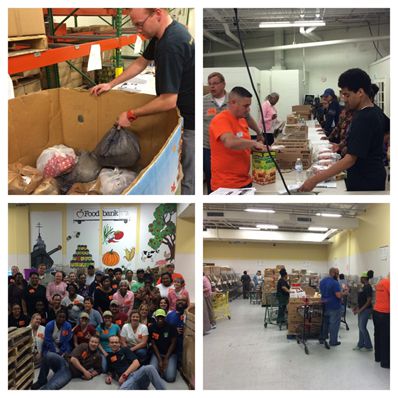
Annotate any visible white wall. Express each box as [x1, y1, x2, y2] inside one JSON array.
[[204, 24, 390, 104], [175, 253, 195, 298], [369, 56, 390, 116]]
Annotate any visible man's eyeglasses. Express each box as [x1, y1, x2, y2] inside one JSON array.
[[133, 12, 154, 29], [208, 81, 223, 87]]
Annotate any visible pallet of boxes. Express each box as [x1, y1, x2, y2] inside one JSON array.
[[181, 305, 195, 389], [8, 9, 48, 96], [275, 110, 312, 171], [8, 327, 35, 390], [287, 277, 322, 338], [261, 268, 276, 305]]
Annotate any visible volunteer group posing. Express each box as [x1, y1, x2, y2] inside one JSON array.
[[8, 263, 191, 390]]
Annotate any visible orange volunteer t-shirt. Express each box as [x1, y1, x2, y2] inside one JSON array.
[[373, 278, 390, 313], [210, 110, 252, 191]]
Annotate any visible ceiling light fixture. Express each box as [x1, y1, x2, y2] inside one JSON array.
[[244, 208, 275, 214], [259, 20, 326, 28], [239, 227, 260, 231], [308, 226, 329, 232], [316, 213, 342, 218], [256, 224, 279, 230]]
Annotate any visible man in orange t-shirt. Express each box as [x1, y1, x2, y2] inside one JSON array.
[[209, 86, 267, 191], [373, 274, 390, 369]]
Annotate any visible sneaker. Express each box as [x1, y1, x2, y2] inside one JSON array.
[[31, 381, 45, 390], [330, 342, 341, 346], [211, 324, 217, 329], [363, 347, 373, 352], [353, 346, 362, 351]]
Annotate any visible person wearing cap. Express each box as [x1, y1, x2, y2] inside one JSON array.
[[276, 268, 290, 326], [110, 300, 128, 327], [73, 312, 97, 347], [300, 68, 386, 192], [317, 88, 341, 136], [120, 309, 149, 363], [112, 280, 135, 315], [352, 272, 373, 352], [94, 276, 116, 315], [31, 335, 102, 390], [86, 265, 96, 286], [136, 274, 161, 314], [373, 273, 390, 369], [149, 309, 178, 382], [131, 269, 146, 295], [83, 297, 103, 328], [96, 310, 121, 372], [105, 335, 165, 390], [61, 284, 84, 327]]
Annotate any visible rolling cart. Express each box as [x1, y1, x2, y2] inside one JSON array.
[[263, 292, 279, 328], [296, 300, 328, 354]]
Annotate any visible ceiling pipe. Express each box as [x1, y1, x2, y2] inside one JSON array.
[[299, 26, 322, 41], [204, 30, 236, 49], [206, 9, 240, 46], [222, 22, 241, 45], [203, 35, 389, 57]]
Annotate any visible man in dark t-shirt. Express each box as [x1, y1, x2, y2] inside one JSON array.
[[90, 8, 195, 195], [23, 271, 48, 317], [300, 68, 386, 192], [106, 335, 165, 390]]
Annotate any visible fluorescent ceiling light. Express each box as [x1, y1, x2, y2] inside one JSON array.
[[256, 224, 279, 230], [259, 20, 326, 28], [308, 226, 329, 232], [239, 227, 260, 231], [245, 208, 275, 214], [316, 213, 342, 218]]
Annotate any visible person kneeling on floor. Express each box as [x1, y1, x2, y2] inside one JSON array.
[[105, 335, 165, 390], [31, 335, 102, 390]]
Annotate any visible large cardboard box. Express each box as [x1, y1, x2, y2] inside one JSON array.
[[13, 77, 41, 97], [8, 89, 183, 195], [182, 306, 195, 389], [8, 9, 46, 37], [283, 124, 308, 140], [292, 105, 312, 120], [276, 148, 312, 170]]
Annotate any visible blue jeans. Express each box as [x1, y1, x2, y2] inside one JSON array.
[[120, 365, 166, 390], [38, 352, 72, 390], [101, 353, 108, 373], [203, 147, 212, 194], [149, 353, 177, 382], [321, 307, 342, 345], [357, 307, 373, 349]]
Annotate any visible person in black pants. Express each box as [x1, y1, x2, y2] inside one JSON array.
[[240, 271, 251, 299], [276, 269, 290, 326]]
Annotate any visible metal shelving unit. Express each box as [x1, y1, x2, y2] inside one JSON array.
[[9, 8, 142, 88]]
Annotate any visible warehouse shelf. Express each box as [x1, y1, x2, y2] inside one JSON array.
[[9, 8, 140, 87]]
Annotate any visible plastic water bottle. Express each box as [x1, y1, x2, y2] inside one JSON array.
[[295, 158, 304, 185]]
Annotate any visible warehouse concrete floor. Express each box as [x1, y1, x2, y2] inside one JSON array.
[[34, 365, 188, 390], [204, 298, 390, 390]]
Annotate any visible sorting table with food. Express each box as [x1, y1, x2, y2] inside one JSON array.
[[254, 121, 389, 195]]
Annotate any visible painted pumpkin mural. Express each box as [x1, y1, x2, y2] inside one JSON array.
[[102, 250, 120, 266]]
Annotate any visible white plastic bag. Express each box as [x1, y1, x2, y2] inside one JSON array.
[[99, 168, 137, 195], [36, 145, 77, 178]]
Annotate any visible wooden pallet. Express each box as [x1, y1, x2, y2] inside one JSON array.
[[8, 34, 48, 57]]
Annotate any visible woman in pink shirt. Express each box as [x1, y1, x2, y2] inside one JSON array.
[[168, 278, 190, 311], [259, 92, 279, 145], [112, 280, 134, 315], [46, 271, 68, 305]]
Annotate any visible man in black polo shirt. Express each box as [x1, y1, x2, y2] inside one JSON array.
[[106, 335, 165, 390], [91, 8, 195, 195], [23, 271, 48, 317], [300, 68, 386, 192]]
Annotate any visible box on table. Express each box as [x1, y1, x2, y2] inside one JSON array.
[[284, 124, 308, 139], [276, 148, 312, 170], [8, 9, 46, 37], [252, 150, 276, 185], [286, 114, 298, 124], [8, 88, 183, 195], [292, 105, 312, 120]]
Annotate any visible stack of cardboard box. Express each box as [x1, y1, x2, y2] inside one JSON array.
[[182, 305, 195, 389], [274, 139, 312, 170], [287, 297, 322, 335], [283, 124, 309, 140], [292, 105, 312, 120]]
